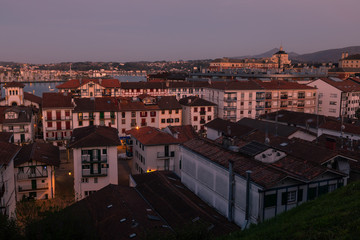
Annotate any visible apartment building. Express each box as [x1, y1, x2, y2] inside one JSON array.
[[69, 126, 120, 201], [0, 142, 20, 217], [72, 97, 119, 129], [203, 79, 316, 122], [14, 142, 59, 200], [157, 96, 182, 129], [56, 79, 121, 98], [42, 93, 74, 147], [179, 96, 216, 133], [127, 127, 180, 174], [1, 106, 35, 144], [307, 78, 360, 118]]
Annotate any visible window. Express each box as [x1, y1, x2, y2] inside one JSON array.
[[122, 128, 126, 133], [169, 110, 172, 114], [151, 118, 155, 123], [264, 193, 277, 208], [78, 112, 83, 120], [194, 107, 198, 112], [79, 120, 83, 126], [122, 112, 126, 118], [102, 149, 107, 155], [207, 116, 211, 121], [81, 178, 89, 183], [131, 112, 136, 118], [329, 101, 337, 105], [207, 107, 212, 112], [281, 190, 302, 205], [122, 119, 126, 124], [175, 118, 179, 122], [241, 102, 244, 106], [330, 93, 338, 98], [161, 110, 165, 114], [47, 122, 52, 128], [167, 118, 174, 123], [161, 119, 165, 123], [194, 116, 198, 121], [175, 109, 179, 114]]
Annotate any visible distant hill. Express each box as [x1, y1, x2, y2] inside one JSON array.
[[292, 46, 360, 63], [230, 46, 360, 64], [231, 48, 299, 60], [222, 181, 360, 240]]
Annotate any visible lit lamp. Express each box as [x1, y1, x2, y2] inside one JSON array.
[[136, 126, 139, 130], [68, 171, 72, 176]]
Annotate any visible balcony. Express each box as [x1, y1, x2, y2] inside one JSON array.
[[131, 122, 137, 127], [265, 94, 272, 100], [157, 151, 175, 158], [18, 183, 48, 192], [256, 105, 265, 110], [224, 97, 237, 102], [45, 116, 72, 121], [141, 122, 147, 127], [224, 106, 236, 111], [14, 128, 29, 133], [199, 110, 206, 115], [280, 95, 288, 100], [82, 168, 108, 177], [81, 155, 107, 162], [224, 115, 237, 121], [298, 93, 305, 99], [200, 119, 206, 124], [297, 104, 305, 107], [17, 171, 48, 180]]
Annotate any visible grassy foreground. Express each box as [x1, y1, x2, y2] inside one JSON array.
[[222, 181, 360, 240]]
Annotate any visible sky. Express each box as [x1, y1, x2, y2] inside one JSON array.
[[1, 0, 359, 64]]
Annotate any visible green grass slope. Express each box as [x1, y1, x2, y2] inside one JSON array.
[[222, 181, 360, 240]]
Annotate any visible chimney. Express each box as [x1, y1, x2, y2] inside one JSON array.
[[188, 98, 191, 104], [341, 52, 345, 59], [345, 52, 349, 58]]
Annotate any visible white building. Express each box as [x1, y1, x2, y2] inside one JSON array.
[[203, 79, 316, 121], [69, 126, 120, 201], [307, 78, 360, 118], [2, 106, 35, 144], [0, 81, 42, 108], [179, 96, 216, 133], [14, 142, 59, 201], [42, 92, 74, 147], [56, 79, 122, 98], [0, 142, 20, 218], [180, 138, 347, 227]]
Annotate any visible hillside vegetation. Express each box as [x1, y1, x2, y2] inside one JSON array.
[[222, 181, 360, 240]]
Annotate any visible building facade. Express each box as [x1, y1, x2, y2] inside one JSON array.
[[69, 126, 120, 201]]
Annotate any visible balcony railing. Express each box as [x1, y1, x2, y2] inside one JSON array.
[[157, 151, 175, 158], [200, 119, 206, 124], [13, 128, 29, 133], [17, 171, 48, 180], [45, 116, 72, 121], [280, 95, 288, 99], [224, 97, 237, 102], [199, 111, 206, 115], [82, 155, 107, 162], [224, 106, 236, 111], [18, 183, 48, 192], [82, 168, 108, 177]]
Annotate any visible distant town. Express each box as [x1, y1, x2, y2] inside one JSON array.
[[1, 46, 360, 239]]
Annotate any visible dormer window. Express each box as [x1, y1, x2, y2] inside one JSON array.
[[6, 112, 16, 119]]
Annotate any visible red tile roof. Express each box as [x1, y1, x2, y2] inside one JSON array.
[[14, 142, 60, 167], [0, 142, 20, 165], [127, 127, 181, 146], [42, 92, 74, 108], [73, 97, 119, 112], [205, 118, 255, 138], [179, 96, 216, 107], [156, 96, 182, 110], [320, 120, 360, 135], [24, 92, 42, 105], [69, 125, 120, 148], [132, 171, 239, 235], [3, 81, 25, 88], [319, 78, 360, 92], [166, 125, 198, 143], [206, 80, 260, 90], [56, 79, 120, 89], [253, 79, 315, 90], [182, 138, 287, 189]]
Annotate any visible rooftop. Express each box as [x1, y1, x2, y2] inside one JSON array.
[[179, 96, 217, 107], [69, 125, 120, 148], [42, 92, 74, 109], [0, 142, 20, 166], [127, 127, 180, 146], [14, 142, 60, 167]]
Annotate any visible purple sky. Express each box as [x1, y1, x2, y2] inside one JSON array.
[[1, 0, 359, 64]]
